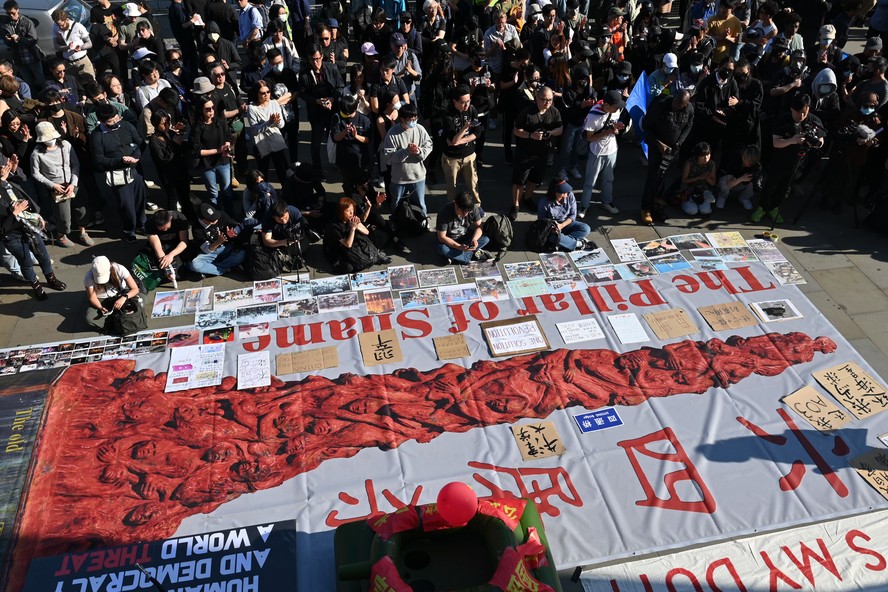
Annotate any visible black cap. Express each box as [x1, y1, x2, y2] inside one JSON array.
[[199, 202, 222, 222], [603, 89, 625, 108], [571, 39, 594, 57], [613, 61, 632, 76], [771, 35, 789, 50]]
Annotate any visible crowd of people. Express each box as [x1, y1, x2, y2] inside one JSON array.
[[0, 0, 885, 330]]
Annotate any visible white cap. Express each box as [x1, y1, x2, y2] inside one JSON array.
[[361, 42, 378, 56], [123, 2, 140, 16], [132, 47, 156, 61], [662, 53, 678, 70], [92, 256, 112, 284]]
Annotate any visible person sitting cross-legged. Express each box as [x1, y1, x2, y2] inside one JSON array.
[[435, 191, 493, 265], [538, 179, 594, 252]]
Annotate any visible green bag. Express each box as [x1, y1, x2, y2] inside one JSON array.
[[131, 252, 168, 292]]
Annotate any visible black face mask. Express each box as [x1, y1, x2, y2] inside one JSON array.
[[719, 69, 732, 81], [47, 103, 64, 114], [735, 71, 749, 83], [170, 59, 183, 69]]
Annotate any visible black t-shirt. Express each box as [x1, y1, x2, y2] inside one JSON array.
[[515, 105, 562, 156], [146, 211, 190, 255], [330, 112, 372, 166], [373, 76, 408, 107], [442, 104, 478, 158], [771, 112, 824, 164], [211, 84, 240, 118], [262, 205, 303, 240]]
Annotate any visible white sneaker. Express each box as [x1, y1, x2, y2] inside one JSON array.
[[578, 207, 587, 219], [601, 202, 619, 215], [715, 194, 728, 209], [739, 197, 754, 210], [569, 167, 582, 179], [681, 200, 698, 215], [146, 202, 160, 212], [558, 168, 569, 180]]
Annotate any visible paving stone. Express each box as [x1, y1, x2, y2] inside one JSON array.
[[804, 290, 866, 341], [809, 267, 888, 315]]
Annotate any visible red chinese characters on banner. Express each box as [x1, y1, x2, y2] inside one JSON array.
[[737, 408, 850, 497], [468, 461, 584, 517], [325, 480, 423, 527], [617, 427, 717, 514]]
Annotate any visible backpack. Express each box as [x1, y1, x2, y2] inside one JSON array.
[[248, 243, 284, 280], [483, 213, 513, 257], [251, 2, 269, 30], [525, 219, 558, 253], [103, 298, 148, 336], [394, 198, 429, 236]]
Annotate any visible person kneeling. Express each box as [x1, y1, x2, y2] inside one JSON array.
[[84, 256, 144, 334], [538, 180, 593, 252], [435, 191, 492, 264], [324, 197, 392, 274]]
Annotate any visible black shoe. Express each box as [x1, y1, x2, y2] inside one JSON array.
[[31, 280, 47, 301], [125, 235, 137, 243], [377, 255, 393, 265], [507, 205, 519, 221], [392, 238, 408, 253], [46, 274, 66, 291]]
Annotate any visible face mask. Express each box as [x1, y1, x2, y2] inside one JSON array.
[[690, 64, 703, 74], [616, 74, 629, 82], [719, 69, 732, 81], [273, 63, 284, 73], [736, 72, 749, 82], [406, 120, 417, 128], [48, 103, 63, 113], [279, 13, 287, 21], [819, 85, 832, 95], [861, 106, 876, 115], [44, 140, 55, 147], [821, 38, 832, 46], [392, 100, 402, 110], [170, 59, 182, 69], [106, 121, 120, 130], [209, 32, 220, 43]]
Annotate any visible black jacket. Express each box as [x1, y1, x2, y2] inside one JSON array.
[[299, 63, 344, 119], [90, 121, 143, 172], [0, 181, 40, 239]]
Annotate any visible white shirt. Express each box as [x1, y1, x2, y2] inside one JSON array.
[[582, 105, 621, 156], [84, 264, 132, 300], [53, 22, 91, 61]]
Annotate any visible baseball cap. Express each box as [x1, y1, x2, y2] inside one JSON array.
[[555, 181, 573, 194], [866, 37, 883, 51], [327, 18, 339, 28], [199, 203, 222, 222], [92, 256, 112, 284], [819, 24, 836, 41], [132, 47, 156, 61], [603, 89, 625, 109], [608, 6, 627, 18], [571, 39, 594, 57], [528, 3, 542, 14], [770, 35, 789, 50], [391, 32, 407, 46], [361, 42, 378, 56], [662, 52, 678, 71]]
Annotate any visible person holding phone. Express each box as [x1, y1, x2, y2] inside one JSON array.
[[192, 95, 235, 214]]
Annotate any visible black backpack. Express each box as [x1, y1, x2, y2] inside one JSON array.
[[483, 214, 513, 258], [248, 243, 284, 281], [525, 219, 558, 253], [394, 198, 429, 236], [103, 298, 148, 336]]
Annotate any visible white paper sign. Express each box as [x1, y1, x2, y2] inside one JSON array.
[[237, 351, 271, 390], [165, 344, 225, 393], [556, 318, 605, 344], [607, 313, 649, 344]]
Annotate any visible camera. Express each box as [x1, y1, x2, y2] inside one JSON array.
[[542, 130, 551, 139], [799, 121, 823, 148]]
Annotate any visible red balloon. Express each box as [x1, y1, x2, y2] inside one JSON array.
[[436, 482, 478, 527]]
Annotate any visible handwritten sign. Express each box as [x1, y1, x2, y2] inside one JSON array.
[[574, 408, 623, 433], [433, 334, 471, 360], [358, 329, 404, 367], [556, 318, 605, 344], [481, 316, 550, 357], [275, 346, 339, 376], [813, 362, 888, 420], [642, 308, 699, 340], [237, 351, 271, 390], [697, 302, 759, 331], [510, 421, 565, 461], [783, 386, 851, 432], [850, 449, 888, 501]]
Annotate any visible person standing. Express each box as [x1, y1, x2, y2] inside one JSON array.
[[440, 86, 482, 205], [0, 158, 66, 300], [90, 103, 146, 243], [579, 90, 626, 218], [383, 103, 432, 215], [509, 85, 563, 221], [299, 45, 344, 176], [2, 1, 43, 90], [640, 90, 695, 224], [329, 94, 372, 195]]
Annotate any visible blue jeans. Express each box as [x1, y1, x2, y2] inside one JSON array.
[[390, 180, 427, 216], [190, 244, 246, 276], [548, 221, 590, 251], [201, 162, 233, 213], [560, 124, 585, 168], [435, 234, 490, 264], [581, 151, 618, 208], [3, 233, 52, 283]]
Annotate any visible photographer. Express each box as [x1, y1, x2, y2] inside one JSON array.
[[190, 202, 247, 276], [0, 157, 66, 300], [436, 191, 492, 265], [133, 208, 191, 290], [579, 90, 625, 219], [752, 93, 825, 224], [640, 90, 694, 224], [509, 85, 563, 221], [260, 200, 312, 270]]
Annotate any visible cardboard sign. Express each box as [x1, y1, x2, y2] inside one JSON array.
[[481, 316, 550, 357], [511, 421, 565, 461], [275, 346, 339, 375], [358, 329, 404, 367], [850, 449, 888, 502], [642, 308, 699, 340], [433, 334, 471, 360], [783, 386, 852, 432], [813, 362, 888, 420], [697, 302, 759, 331]]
